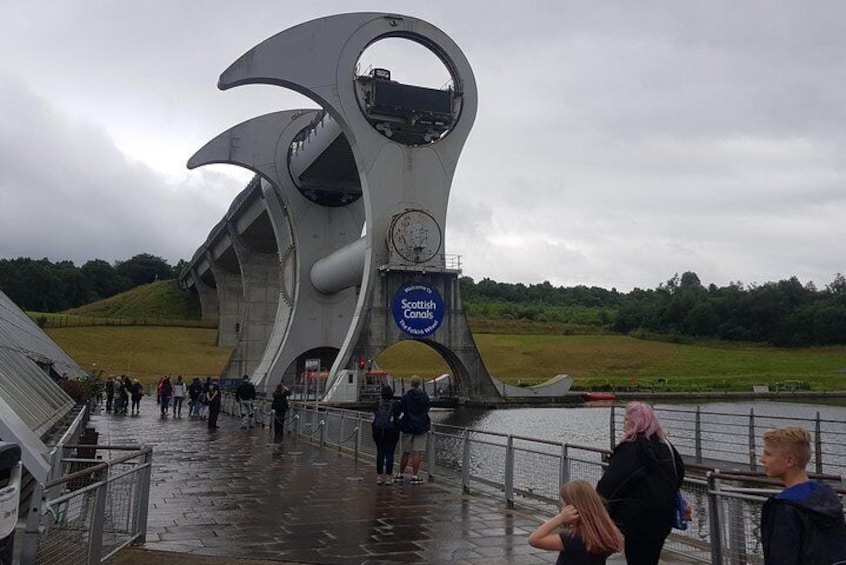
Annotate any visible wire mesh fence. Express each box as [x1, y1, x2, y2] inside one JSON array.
[[30, 445, 152, 565]]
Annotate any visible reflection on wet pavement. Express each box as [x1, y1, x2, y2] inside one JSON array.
[[91, 405, 565, 564]]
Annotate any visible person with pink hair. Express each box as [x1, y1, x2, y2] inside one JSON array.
[[596, 402, 685, 565]]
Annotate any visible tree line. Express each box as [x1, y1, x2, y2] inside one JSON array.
[[2, 252, 844, 347], [460, 272, 846, 347], [0, 254, 184, 312]]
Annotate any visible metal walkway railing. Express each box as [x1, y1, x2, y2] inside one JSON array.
[[612, 405, 846, 476], [280, 402, 845, 565], [23, 444, 153, 565]]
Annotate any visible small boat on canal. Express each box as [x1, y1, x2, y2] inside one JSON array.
[[580, 391, 617, 402]]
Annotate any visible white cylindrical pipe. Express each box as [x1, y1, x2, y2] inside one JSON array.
[[310, 237, 366, 294]]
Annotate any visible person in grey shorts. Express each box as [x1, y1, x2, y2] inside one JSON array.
[[394, 375, 431, 485]]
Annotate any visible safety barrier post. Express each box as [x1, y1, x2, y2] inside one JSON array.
[[461, 428, 471, 493], [559, 444, 569, 486], [504, 435, 514, 508], [427, 429, 436, 482], [815, 412, 823, 475], [609, 405, 616, 450], [707, 472, 724, 565], [88, 468, 109, 564], [695, 406, 703, 463], [20, 482, 44, 563], [320, 419, 327, 447], [132, 449, 152, 544], [339, 412, 345, 452], [748, 408, 757, 470], [355, 414, 362, 460]]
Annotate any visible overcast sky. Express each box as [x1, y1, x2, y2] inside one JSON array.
[[2, 1, 844, 291]]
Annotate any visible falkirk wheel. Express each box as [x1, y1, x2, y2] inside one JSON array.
[[183, 13, 507, 402]]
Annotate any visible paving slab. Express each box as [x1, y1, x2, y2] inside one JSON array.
[[90, 405, 690, 564]]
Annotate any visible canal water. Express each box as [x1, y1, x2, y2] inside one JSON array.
[[431, 399, 846, 469], [420, 398, 846, 561]]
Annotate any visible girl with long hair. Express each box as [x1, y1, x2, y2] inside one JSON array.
[[596, 401, 685, 564], [529, 479, 624, 564]]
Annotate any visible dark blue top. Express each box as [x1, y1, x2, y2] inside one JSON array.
[[398, 388, 431, 434], [762, 480, 846, 565], [556, 532, 610, 565]]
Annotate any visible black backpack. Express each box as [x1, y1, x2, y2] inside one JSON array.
[[373, 399, 396, 430]]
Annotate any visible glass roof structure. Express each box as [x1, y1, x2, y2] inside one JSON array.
[[0, 290, 77, 481]]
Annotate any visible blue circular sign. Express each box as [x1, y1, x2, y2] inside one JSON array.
[[392, 283, 445, 338]]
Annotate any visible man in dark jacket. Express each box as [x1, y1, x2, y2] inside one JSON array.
[[235, 375, 257, 429], [105, 377, 115, 412], [760, 427, 846, 565], [394, 375, 430, 485], [188, 378, 203, 417]]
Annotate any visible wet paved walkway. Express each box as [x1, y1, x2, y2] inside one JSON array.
[[91, 404, 685, 564]]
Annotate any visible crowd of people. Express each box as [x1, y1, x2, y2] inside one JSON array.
[[153, 374, 224, 428], [102, 374, 293, 436], [103, 375, 144, 415], [101, 370, 843, 564]]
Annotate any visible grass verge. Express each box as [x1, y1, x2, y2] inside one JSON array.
[[46, 326, 231, 385], [45, 325, 846, 391], [375, 334, 846, 391]]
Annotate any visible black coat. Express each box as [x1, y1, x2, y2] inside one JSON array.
[[271, 390, 291, 414], [398, 389, 431, 434], [596, 434, 684, 541], [761, 481, 846, 565], [188, 380, 202, 400], [236, 381, 256, 401], [207, 390, 221, 411]]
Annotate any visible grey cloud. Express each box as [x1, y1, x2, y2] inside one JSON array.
[[2, 1, 845, 291], [0, 76, 240, 266]]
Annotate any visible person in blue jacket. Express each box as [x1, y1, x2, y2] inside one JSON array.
[[760, 427, 846, 565], [394, 375, 430, 485]]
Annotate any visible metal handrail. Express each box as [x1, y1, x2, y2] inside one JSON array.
[[613, 404, 846, 476], [44, 445, 152, 489], [28, 443, 154, 565], [289, 403, 846, 564]]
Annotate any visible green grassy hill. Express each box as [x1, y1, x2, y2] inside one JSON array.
[[375, 335, 846, 391], [65, 279, 201, 320], [47, 326, 231, 384], [37, 281, 846, 391]]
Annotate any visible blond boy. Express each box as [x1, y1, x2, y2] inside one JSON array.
[[759, 427, 846, 565]]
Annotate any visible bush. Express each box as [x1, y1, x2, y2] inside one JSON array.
[[58, 373, 103, 402], [59, 379, 88, 402]]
